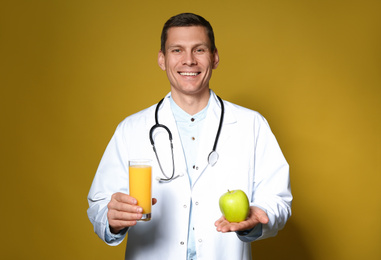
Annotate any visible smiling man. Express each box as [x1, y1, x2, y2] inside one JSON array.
[[158, 25, 219, 114], [87, 13, 292, 260]]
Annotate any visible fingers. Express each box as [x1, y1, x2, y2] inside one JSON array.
[[107, 194, 159, 234], [112, 192, 137, 205], [107, 192, 144, 233], [214, 216, 241, 232], [215, 217, 232, 232], [107, 192, 157, 233], [107, 209, 142, 233], [214, 215, 225, 226], [108, 193, 142, 214], [215, 207, 270, 233], [215, 218, 247, 233]]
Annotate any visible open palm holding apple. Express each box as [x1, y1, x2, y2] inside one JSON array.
[[215, 190, 269, 233]]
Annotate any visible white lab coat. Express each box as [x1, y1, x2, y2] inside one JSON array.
[[87, 91, 292, 260]]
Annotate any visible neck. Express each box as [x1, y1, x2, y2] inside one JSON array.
[[171, 89, 210, 115]]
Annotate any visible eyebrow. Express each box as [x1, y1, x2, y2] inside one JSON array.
[[167, 43, 210, 50]]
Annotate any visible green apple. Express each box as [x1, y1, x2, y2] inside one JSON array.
[[219, 189, 250, 222]]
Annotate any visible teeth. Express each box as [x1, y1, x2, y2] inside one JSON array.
[[180, 72, 198, 76]]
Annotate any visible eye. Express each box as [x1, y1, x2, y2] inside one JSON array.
[[171, 49, 181, 53], [195, 48, 205, 53]]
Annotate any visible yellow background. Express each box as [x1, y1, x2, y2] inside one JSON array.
[[1, 0, 380, 259]]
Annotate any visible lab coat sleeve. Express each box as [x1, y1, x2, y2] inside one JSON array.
[[250, 114, 292, 241], [236, 224, 263, 242], [87, 122, 130, 246], [104, 223, 128, 244]]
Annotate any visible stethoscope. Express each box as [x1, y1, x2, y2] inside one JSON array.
[[149, 96, 224, 182]]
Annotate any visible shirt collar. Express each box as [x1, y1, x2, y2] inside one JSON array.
[[169, 93, 211, 124]]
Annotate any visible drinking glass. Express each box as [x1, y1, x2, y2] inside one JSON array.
[[129, 159, 152, 221]]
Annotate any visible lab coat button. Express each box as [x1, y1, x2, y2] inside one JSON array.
[[183, 204, 187, 208], [198, 239, 202, 243], [195, 201, 199, 205], [180, 241, 184, 245]]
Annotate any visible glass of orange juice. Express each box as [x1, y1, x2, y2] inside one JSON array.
[[129, 159, 152, 221]]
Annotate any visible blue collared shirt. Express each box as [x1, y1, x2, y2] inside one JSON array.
[[170, 96, 209, 260]]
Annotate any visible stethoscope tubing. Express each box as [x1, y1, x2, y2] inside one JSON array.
[[149, 95, 224, 182]]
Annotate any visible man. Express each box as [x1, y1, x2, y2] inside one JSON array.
[[87, 13, 292, 260]]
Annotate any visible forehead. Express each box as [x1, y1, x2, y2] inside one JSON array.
[[166, 26, 210, 47]]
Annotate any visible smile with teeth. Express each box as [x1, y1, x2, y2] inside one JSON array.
[[179, 72, 200, 76]]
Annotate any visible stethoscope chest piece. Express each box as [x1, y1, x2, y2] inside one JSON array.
[[208, 151, 219, 167]]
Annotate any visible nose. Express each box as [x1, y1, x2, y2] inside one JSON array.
[[182, 51, 196, 66]]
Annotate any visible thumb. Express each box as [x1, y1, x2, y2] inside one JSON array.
[[255, 207, 269, 224], [259, 214, 269, 224]]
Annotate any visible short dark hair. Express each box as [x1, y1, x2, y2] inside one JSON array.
[[160, 13, 216, 54]]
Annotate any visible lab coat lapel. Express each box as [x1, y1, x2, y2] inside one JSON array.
[[192, 91, 236, 186]]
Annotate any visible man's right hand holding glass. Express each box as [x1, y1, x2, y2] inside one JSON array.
[[107, 192, 157, 234]]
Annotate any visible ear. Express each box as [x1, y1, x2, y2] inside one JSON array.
[[158, 50, 166, 71], [212, 49, 220, 69]]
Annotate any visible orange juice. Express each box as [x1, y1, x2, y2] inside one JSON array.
[[129, 162, 152, 221]]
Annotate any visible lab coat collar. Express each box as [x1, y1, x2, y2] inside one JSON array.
[[209, 90, 236, 125]]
